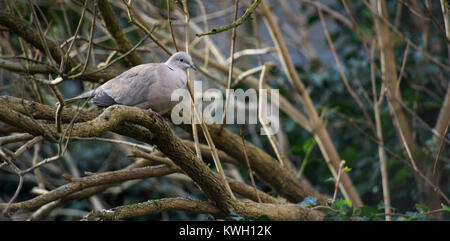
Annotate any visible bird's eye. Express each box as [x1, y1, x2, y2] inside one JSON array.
[[180, 59, 184, 62]]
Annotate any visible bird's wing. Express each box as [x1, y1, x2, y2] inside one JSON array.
[[98, 63, 161, 106], [89, 89, 117, 107]]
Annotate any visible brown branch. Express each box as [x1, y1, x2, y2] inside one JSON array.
[[0, 96, 324, 220], [183, 123, 329, 205], [0, 98, 236, 211], [83, 198, 225, 220], [82, 197, 323, 221], [0, 165, 176, 214], [0, 97, 327, 214]]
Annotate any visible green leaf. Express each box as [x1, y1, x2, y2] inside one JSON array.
[[302, 137, 316, 152], [332, 199, 353, 214], [442, 203, 450, 212], [415, 203, 428, 213], [324, 177, 335, 183]]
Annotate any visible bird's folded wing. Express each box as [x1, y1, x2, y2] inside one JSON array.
[[89, 89, 117, 107], [102, 63, 160, 106]]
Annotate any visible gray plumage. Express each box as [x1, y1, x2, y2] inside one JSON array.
[[65, 52, 196, 114]]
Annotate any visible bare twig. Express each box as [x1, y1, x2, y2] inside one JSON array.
[[332, 161, 346, 203], [433, 120, 449, 175], [370, 41, 391, 221], [318, 9, 376, 135], [2, 175, 24, 215], [61, 0, 88, 73], [239, 124, 261, 203], [220, 0, 240, 129], [258, 63, 288, 167], [196, 0, 261, 37], [167, 0, 179, 52]]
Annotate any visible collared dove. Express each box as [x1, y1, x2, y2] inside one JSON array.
[[65, 52, 196, 114]]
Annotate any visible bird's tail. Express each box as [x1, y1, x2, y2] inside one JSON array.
[[63, 90, 95, 105]]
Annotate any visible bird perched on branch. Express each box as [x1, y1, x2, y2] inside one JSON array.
[[65, 52, 196, 114]]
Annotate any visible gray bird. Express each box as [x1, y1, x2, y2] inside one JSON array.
[[65, 52, 196, 114]]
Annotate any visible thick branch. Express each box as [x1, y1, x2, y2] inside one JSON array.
[[2, 96, 327, 206], [0, 98, 236, 211], [83, 198, 225, 220], [0, 96, 154, 144], [183, 123, 329, 205], [83, 197, 324, 221], [0, 96, 324, 220]]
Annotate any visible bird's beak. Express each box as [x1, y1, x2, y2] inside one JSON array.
[[189, 64, 197, 72]]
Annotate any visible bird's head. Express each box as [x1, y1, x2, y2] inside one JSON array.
[[166, 52, 197, 71]]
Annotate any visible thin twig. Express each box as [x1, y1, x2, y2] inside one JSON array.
[[70, 136, 155, 152], [258, 63, 288, 167], [239, 124, 261, 203], [182, 0, 203, 164], [221, 0, 240, 129], [2, 175, 23, 215], [419, 0, 450, 44], [76, 35, 149, 77], [370, 41, 391, 221], [433, 120, 449, 175], [167, 0, 179, 52], [361, 0, 450, 71], [61, 0, 88, 73], [332, 161, 346, 203], [318, 8, 376, 135], [196, 0, 261, 37], [69, 3, 97, 79]]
